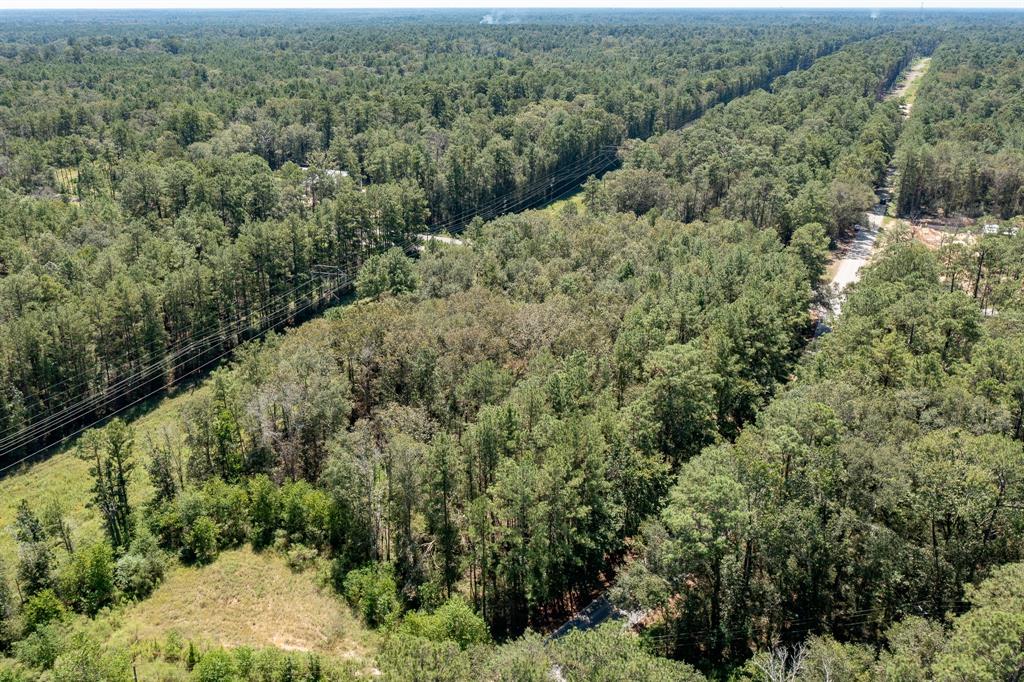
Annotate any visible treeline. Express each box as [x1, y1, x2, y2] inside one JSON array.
[[0, 14, 872, 221], [599, 35, 928, 242], [0, 13, 878, 461], [896, 28, 1024, 218], [615, 228, 1024, 672]]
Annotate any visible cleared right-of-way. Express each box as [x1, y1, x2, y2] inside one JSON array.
[[826, 57, 931, 319]]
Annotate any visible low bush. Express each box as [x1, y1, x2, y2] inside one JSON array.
[[183, 516, 219, 565], [342, 563, 401, 628], [59, 543, 115, 616], [398, 597, 490, 649], [19, 590, 66, 636], [115, 529, 168, 600]]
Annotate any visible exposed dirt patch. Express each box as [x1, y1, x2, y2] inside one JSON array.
[[890, 57, 931, 106], [903, 214, 977, 250]]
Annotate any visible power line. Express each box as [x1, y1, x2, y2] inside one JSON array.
[[0, 274, 324, 443], [0, 144, 623, 469], [0, 275, 322, 441], [5, 28, 878, 464], [0, 268, 358, 476], [0, 280, 323, 455], [13, 146, 618, 425]]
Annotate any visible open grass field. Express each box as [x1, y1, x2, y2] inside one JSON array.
[[106, 547, 374, 660], [0, 381, 376, 675], [538, 191, 586, 217], [0, 384, 207, 572]]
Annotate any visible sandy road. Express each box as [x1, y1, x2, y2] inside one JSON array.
[[829, 209, 883, 314], [417, 233, 466, 248], [824, 58, 930, 319]]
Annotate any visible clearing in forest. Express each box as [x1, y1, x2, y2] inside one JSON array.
[[826, 56, 932, 311], [107, 547, 374, 660], [891, 56, 931, 107], [0, 387, 199, 571]]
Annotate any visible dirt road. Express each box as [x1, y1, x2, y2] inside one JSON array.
[[830, 210, 883, 314], [417, 233, 466, 248], [824, 57, 930, 318]]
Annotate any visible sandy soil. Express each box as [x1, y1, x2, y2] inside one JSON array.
[[418, 233, 466, 247], [890, 57, 931, 105], [823, 58, 930, 318], [906, 216, 977, 250]]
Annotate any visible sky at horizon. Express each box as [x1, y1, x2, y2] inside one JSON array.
[[2, 0, 1023, 11]]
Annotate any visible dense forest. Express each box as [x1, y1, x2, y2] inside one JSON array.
[[895, 27, 1024, 219], [0, 11, 879, 460], [0, 9, 1023, 682], [600, 36, 921, 242]]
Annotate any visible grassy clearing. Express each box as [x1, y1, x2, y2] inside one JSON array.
[[53, 167, 79, 195], [106, 547, 375, 661], [538, 191, 586, 217], [0, 333, 376, 670], [900, 56, 931, 108], [0, 385, 207, 570]]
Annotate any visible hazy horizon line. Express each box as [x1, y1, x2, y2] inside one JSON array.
[[3, 2, 1024, 13]]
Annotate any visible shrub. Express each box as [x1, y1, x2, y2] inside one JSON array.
[[202, 479, 249, 547], [399, 597, 490, 649], [191, 646, 342, 682], [0, 659, 34, 682], [12, 623, 62, 671], [183, 516, 219, 565], [552, 622, 704, 681], [20, 590, 67, 635], [247, 474, 280, 549], [163, 630, 186, 663], [247, 648, 293, 680], [279, 481, 331, 549], [192, 648, 238, 682], [378, 633, 471, 680], [146, 499, 185, 551], [230, 646, 254, 678], [59, 543, 115, 616], [51, 632, 131, 682], [342, 563, 401, 628], [286, 544, 319, 572], [115, 529, 167, 600], [272, 528, 290, 554]]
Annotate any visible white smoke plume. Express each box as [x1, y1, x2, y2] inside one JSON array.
[[481, 11, 521, 25]]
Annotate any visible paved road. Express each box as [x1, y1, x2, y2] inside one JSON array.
[[546, 593, 647, 642]]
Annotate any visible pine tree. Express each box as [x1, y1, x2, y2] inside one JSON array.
[[13, 499, 45, 544], [427, 434, 461, 599], [145, 431, 186, 504], [186, 641, 199, 671], [14, 500, 54, 596], [78, 419, 136, 550]]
